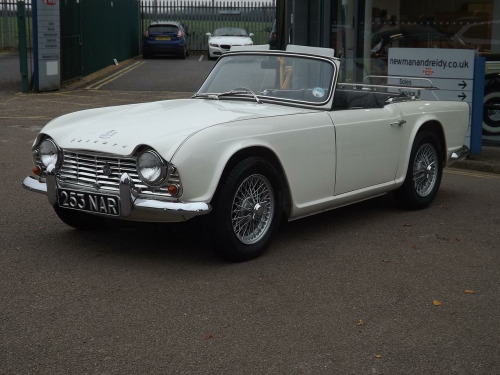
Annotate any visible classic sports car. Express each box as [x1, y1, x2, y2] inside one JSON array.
[[23, 45, 470, 261]]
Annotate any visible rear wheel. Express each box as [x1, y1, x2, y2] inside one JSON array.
[[53, 205, 107, 230], [210, 157, 283, 261], [394, 131, 443, 210]]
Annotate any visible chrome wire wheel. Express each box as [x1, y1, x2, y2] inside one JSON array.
[[412, 143, 438, 197], [231, 174, 275, 245]]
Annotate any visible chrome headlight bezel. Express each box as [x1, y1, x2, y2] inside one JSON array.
[[38, 138, 61, 168], [136, 149, 168, 187]]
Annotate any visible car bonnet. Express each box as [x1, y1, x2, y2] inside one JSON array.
[[39, 98, 314, 160]]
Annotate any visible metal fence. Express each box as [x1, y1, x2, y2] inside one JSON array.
[[140, 0, 276, 52], [2, 1, 276, 53], [1, 0, 32, 50]]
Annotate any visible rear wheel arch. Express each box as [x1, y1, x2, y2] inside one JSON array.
[[414, 120, 446, 163]]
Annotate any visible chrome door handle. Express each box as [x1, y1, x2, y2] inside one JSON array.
[[390, 120, 406, 127]]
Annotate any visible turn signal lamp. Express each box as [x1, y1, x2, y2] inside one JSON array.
[[32, 165, 42, 176], [168, 184, 179, 196]]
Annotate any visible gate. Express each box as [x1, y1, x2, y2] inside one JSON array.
[[60, 0, 140, 82], [60, 0, 81, 81]]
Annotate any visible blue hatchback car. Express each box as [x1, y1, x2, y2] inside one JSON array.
[[143, 21, 189, 59]]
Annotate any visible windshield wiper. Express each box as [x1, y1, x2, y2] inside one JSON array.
[[191, 93, 219, 100], [192, 88, 261, 104], [217, 88, 262, 104]]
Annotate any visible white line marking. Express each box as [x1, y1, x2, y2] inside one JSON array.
[[85, 61, 145, 90]]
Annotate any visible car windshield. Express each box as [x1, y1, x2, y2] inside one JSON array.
[[196, 53, 335, 105], [213, 27, 248, 37], [149, 24, 179, 34]]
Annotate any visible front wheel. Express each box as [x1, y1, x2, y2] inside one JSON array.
[[394, 131, 443, 210], [210, 157, 283, 261]]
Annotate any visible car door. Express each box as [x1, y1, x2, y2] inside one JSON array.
[[329, 104, 404, 195]]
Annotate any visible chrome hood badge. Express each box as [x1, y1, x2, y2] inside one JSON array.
[[99, 130, 118, 139]]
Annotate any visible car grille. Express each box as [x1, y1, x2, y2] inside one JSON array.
[[57, 151, 172, 196], [221, 44, 231, 49]]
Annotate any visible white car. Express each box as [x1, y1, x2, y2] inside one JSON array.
[[206, 27, 253, 60], [23, 45, 470, 261]]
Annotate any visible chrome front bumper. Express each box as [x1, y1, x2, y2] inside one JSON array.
[[22, 171, 211, 222]]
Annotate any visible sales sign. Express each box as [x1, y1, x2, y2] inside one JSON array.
[[388, 48, 476, 145]]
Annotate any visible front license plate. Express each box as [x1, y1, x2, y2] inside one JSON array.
[[58, 189, 120, 216], [156, 36, 170, 41]]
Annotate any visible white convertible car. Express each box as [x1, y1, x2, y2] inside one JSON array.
[[23, 45, 470, 261]]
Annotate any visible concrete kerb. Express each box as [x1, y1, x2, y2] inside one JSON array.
[[452, 147, 500, 175]]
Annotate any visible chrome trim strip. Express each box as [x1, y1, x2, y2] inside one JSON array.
[[119, 173, 133, 217], [46, 164, 57, 205]]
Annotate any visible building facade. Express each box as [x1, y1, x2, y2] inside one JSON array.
[[280, 0, 500, 140]]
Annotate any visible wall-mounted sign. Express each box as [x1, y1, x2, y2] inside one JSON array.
[[33, 0, 61, 91], [388, 48, 476, 146]]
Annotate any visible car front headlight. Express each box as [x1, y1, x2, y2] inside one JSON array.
[[210, 42, 219, 47], [39, 138, 60, 167], [137, 149, 167, 186]]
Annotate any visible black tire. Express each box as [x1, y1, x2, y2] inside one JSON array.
[[53, 205, 107, 230], [483, 89, 500, 134], [394, 131, 443, 210], [209, 157, 283, 261]]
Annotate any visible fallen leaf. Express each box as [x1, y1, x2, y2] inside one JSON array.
[[411, 244, 419, 249], [205, 333, 213, 340], [357, 319, 364, 326], [383, 259, 391, 263], [403, 223, 412, 227], [375, 354, 382, 359], [464, 290, 475, 294], [433, 299, 442, 306]]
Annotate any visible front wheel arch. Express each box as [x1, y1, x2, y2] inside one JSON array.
[[216, 146, 292, 219]]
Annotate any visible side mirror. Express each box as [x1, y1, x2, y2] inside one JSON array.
[[249, 33, 254, 37], [206, 32, 212, 37]]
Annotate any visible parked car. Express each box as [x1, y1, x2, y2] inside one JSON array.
[[143, 21, 189, 59], [22, 45, 470, 261], [206, 27, 253, 60]]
